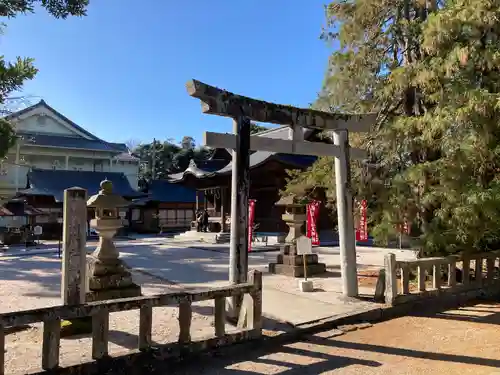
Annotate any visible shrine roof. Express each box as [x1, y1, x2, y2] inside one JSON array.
[[132, 179, 196, 205], [168, 126, 317, 183], [17, 168, 144, 202]]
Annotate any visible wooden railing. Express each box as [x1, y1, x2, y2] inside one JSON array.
[[0, 270, 262, 374], [384, 250, 500, 305]]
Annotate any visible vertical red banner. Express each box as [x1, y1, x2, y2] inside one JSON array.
[[403, 216, 410, 235], [306, 200, 321, 245], [248, 199, 256, 252], [358, 199, 368, 241]]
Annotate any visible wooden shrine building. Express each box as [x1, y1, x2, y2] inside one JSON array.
[[168, 126, 331, 238]]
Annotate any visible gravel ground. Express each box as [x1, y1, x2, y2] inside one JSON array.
[[161, 301, 500, 375], [0, 255, 248, 374]]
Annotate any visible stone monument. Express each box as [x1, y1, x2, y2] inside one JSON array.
[[268, 195, 326, 277], [86, 179, 141, 301]]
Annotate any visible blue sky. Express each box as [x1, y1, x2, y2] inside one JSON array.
[[2, 1, 332, 146]]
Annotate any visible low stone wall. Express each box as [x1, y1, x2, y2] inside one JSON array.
[[0, 270, 262, 375], [384, 250, 500, 305]]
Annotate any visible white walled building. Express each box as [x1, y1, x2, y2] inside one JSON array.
[[0, 100, 140, 198]]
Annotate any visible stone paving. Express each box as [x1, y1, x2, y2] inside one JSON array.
[[116, 239, 418, 326]]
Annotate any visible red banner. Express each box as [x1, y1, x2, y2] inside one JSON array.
[[397, 216, 411, 235], [306, 200, 321, 245], [356, 199, 368, 242], [248, 199, 256, 252], [403, 217, 410, 235]]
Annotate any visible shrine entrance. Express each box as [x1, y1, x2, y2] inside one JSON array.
[[186, 79, 376, 302], [194, 186, 229, 233]]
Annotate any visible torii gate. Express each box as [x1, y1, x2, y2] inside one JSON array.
[[186, 79, 376, 299]]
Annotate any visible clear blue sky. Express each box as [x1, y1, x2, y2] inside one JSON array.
[[2, 1, 332, 146]]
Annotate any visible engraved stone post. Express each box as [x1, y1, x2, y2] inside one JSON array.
[[86, 180, 141, 301], [61, 187, 87, 305]]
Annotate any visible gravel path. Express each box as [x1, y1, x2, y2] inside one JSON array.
[[160, 301, 500, 374], [0, 254, 244, 374]]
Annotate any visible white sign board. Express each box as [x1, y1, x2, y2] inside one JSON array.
[[119, 211, 127, 218], [33, 225, 43, 236], [296, 235, 312, 255]]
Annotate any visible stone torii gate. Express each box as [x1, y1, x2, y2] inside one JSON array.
[[186, 79, 376, 299]]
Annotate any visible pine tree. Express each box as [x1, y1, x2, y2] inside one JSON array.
[[286, 0, 500, 255]]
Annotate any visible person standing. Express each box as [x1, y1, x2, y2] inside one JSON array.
[[196, 210, 203, 232], [202, 209, 209, 232]]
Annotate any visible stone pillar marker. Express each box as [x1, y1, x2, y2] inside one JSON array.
[[268, 195, 326, 278], [61, 187, 88, 305], [86, 179, 141, 301]]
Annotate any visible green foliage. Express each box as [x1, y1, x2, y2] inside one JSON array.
[[286, 0, 500, 255], [133, 137, 211, 182], [250, 123, 269, 134], [0, 0, 88, 158]]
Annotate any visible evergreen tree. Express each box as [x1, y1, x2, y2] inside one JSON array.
[[286, 0, 500, 255]]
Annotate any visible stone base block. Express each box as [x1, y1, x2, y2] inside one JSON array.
[[268, 262, 326, 278], [299, 280, 314, 292], [276, 254, 319, 266], [88, 273, 133, 290], [87, 257, 127, 277], [86, 283, 142, 302]]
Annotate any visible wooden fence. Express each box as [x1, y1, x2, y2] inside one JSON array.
[[384, 250, 500, 305], [0, 270, 262, 375]]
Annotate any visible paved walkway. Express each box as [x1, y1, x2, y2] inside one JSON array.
[[115, 239, 417, 326], [161, 300, 500, 375]]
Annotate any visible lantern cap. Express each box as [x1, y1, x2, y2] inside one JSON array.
[[87, 179, 129, 209], [274, 194, 309, 207]]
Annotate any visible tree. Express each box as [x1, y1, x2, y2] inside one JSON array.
[[180, 136, 195, 150], [286, 0, 500, 255], [250, 123, 269, 134], [0, 0, 89, 157], [132, 136, 212, 182]]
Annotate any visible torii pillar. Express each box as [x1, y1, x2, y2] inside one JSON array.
[[185, 79, 376, 300]]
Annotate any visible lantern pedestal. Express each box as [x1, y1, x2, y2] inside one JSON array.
[[268, 243, 326, 277], [85, 180, 141, 302], [268, 196, 326, 278]]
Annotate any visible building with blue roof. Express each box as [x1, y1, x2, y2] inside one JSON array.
[[0, 100, 140, 199], [128, 179, 197, 233], [0, 100, 142, 234]]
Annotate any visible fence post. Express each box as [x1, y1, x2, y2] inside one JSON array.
[[384, 253, 397, 305], [247, 270, 262, 334], [61, 187, 88, 305]]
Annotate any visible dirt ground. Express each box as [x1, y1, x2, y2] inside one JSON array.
[[164, 300, 500, 375]]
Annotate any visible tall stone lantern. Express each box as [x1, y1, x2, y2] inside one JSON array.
[[86, 179, 141, 301], [268, 195, 326, 277]]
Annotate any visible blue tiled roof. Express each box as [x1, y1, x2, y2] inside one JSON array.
[[18, 168, 143, 202], [136, 180, 196, 204], [19, 132, 125, 153]]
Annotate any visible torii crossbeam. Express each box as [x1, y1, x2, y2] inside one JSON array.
[[186, 79, 376, 304]]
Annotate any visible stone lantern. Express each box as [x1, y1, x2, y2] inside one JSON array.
[[86, 179, 141, 301], [268, 194, 326, 277]]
